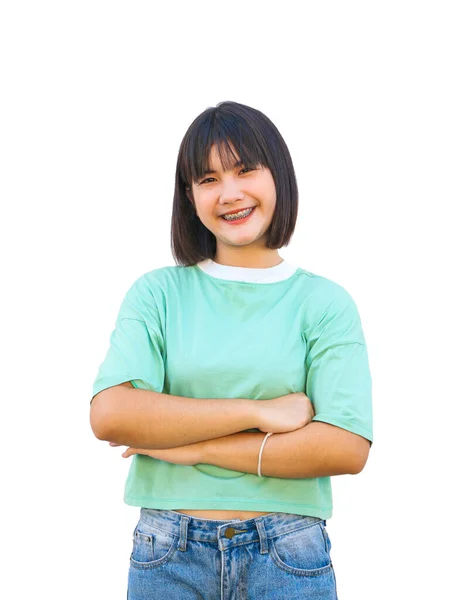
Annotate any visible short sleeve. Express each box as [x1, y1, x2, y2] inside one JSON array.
[[90, 275, 166, 404], [303, 286, 373, 443]]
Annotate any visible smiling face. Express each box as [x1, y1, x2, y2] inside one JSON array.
[[188, 144, 278, 265]]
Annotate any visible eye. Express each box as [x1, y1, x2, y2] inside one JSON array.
[[240, 167, 256, 175], [199, 177, 216, 185]]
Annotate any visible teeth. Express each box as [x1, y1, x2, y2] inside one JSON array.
[[222, 208, 254, 221]]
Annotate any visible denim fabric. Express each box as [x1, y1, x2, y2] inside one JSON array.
[[128, 508, 338, 599]]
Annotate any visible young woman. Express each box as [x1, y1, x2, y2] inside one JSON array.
[[90, 100, 373, 599]]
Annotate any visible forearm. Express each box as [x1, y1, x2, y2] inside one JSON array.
[[91, 386, 260, 449], [200, 421, 371, 478]]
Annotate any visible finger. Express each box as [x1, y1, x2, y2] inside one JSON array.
[[122, 447, 137, 458], [109, 442, 122, 447]]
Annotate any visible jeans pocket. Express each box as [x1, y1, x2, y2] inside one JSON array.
[[129, 518, 178, 569], [269, 521, 332, 577]]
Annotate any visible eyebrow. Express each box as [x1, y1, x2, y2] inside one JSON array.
[[202, 160, 244, 176]]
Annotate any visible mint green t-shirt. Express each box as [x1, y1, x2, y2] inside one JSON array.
[[91, 259, 373, 519]]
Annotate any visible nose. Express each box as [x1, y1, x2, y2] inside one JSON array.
[[219, 176, 245, 204]]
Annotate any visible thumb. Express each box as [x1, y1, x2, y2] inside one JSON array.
[[121, 447, 136, 458]]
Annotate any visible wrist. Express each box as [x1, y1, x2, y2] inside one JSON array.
[[244, 398, 267, 431], [197, 431, 263, 472], [227, 398, 264, 431]]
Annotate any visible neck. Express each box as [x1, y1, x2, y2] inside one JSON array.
[[213, 248, 283, 269]]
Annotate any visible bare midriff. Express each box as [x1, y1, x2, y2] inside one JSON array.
[[174, 509, 271, 520]]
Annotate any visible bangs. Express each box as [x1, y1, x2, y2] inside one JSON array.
[[180, 112, 270, 185]]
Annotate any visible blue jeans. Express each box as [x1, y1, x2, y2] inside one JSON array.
[[128, 508, 338, 599]]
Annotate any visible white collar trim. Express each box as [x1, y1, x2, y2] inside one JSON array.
[[196, 258, 298, 283]]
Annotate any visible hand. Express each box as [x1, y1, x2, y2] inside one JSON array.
[[109, 441, 205, 466], [256, 392, 315, 434]]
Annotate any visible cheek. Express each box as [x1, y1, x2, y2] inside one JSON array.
[[196, 204, 222, 229], [193, 194, 213, 217], [269, 180, 277, 202], [264, 187, 277, 212], [257, 174, 277, 204]]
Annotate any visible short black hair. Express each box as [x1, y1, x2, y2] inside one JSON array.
[[171, 101, 298, 266]]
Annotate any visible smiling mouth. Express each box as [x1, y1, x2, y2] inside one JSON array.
[[220, 207, 255, 221]]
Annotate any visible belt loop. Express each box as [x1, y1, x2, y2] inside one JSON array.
[[178, 516, 190, 552], [255, 518, 269, 554]]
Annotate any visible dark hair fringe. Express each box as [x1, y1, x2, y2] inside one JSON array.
[[171, 101, 298, 266]]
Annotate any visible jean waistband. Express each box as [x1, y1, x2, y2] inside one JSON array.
[[138, 508, 325, 553]]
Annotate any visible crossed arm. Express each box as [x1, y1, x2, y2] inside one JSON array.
[[91, 383, 371, 479], [120, 423, 370, 478]]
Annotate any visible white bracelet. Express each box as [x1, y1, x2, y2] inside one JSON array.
[[257, 432, 273, 477]]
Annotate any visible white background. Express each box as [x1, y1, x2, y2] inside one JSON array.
[[1, 1, 469, 598]]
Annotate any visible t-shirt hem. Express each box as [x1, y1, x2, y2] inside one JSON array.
[[312, 416, 373, 443], [91, 375, 153, 403], [123, 495, 332, 520]]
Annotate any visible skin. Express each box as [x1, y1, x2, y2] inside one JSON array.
[[110, 144, 371, 520]]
